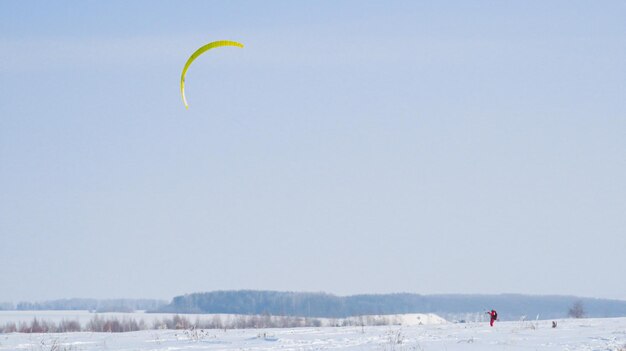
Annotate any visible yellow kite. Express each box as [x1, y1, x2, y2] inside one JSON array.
[[180, 40, 244, 109]]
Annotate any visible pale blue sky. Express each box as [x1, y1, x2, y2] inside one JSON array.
[[1, 1, 625, 302]]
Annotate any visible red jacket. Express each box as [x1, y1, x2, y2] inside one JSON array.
[[488, 310, 497, 320]]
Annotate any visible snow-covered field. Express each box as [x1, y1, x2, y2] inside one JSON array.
[[1, 317, 625, 350]]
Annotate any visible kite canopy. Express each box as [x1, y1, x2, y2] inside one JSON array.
[[180, 40, 244, 109]]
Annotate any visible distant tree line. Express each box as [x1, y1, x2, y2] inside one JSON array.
[[4, 292, 625, 321], [0, 313, 395, 334], [156, 290, 626, 320], [0, 298, 167, 312]]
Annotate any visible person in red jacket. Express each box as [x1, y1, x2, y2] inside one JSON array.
[[487, 310, 498, 326]]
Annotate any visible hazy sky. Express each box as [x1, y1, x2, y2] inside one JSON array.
[[1, 1, 625, 303]]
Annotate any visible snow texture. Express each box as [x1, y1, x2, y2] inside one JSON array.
[[1, 317, 625, 350]]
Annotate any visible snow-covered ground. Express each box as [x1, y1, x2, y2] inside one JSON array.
[[342, 313, 447, 326], [1, 317, 625, 350]]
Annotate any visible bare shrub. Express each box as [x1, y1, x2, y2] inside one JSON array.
[[0, 322, 17, 333], [58, 319, 81, 333], [381, 328, 405, 351], [568, 301, 585, 318], [18, 318, 54, 333], [86, 315, 104, 332], [211, 315, 223, 329], [180, 326, 212, 342], [86, 315, 142, 332]]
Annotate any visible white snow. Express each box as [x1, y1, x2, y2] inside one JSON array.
[[341, 313, 447, 326], [1, 316, 625, 350]]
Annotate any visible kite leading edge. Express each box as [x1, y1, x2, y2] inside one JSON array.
[[180, 40, 244, 109]]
